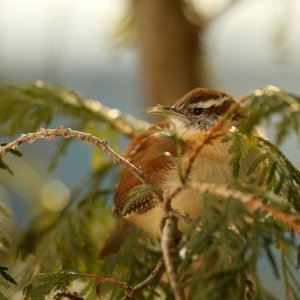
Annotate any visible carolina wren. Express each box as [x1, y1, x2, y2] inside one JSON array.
[[100, 88, 260, 257]]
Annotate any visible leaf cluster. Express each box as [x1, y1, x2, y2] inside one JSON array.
[[241, 86, 300, 145], [0, 82, 80, 135], [23, 272, 82, 300], [176, 189, 298, 299]]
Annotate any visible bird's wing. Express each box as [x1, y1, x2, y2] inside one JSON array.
[[113, 122, 179, 217]]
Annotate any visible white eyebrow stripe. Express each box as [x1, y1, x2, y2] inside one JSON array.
[[195, 96, 229, 109]]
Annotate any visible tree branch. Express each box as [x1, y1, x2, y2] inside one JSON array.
[[161, 217, 185, 300], [186, 181, 300, 234], [159, 118, 227, 300], [120, 259, 164, 300], [0, 126, 148, 185], [89, 260, 165, 299], [88, 274, 134, 296], [89, 259, 164, 299]]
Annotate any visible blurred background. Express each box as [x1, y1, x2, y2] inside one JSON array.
[[0, 0, 299, 298]]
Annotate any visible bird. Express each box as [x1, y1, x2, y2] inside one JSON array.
[[99, 87, 262, 258]]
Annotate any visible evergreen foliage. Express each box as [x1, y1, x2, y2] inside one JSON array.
[[0, 82, 147, 137], [0, 200, 14, 300], [0, 266, 17, 300], [241, 86, 300, 144], [0, 83, 299, 299], [23, 272, 82, 300]]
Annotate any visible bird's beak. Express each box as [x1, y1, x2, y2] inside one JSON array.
[[145, 106, 184, 120]]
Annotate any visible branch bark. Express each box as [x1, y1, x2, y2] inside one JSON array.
[[0, 126, 148, 185]]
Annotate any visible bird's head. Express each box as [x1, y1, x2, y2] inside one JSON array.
[[146, 88, 244, 141]]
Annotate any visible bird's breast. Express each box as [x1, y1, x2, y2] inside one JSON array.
[[127, 140, 234, 237], [164, 141, 234, 231]]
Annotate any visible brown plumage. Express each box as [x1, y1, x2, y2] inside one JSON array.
[[99, 87, 252, 258], [113, 122, 179, 217], [113, 88, 244, 218]]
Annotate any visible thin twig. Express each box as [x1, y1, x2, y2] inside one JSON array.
[[160, 197, 185, 299], [0, 126, 164, 202], [90, 266, 169, 299], [186, 181, 300, 234], [133, 259, 164, 292], [255, 202, 300, 234], [159, 118, 227, 300], [88, 274, 134, 297], [0, 126, 148, 185], [161, 217, 185, 300], [120, 259, 164, 300]]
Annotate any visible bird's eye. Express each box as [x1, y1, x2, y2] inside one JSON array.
[[193, 107, 204, 116]]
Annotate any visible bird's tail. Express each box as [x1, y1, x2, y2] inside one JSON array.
[[98, 219, 132, 259]]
